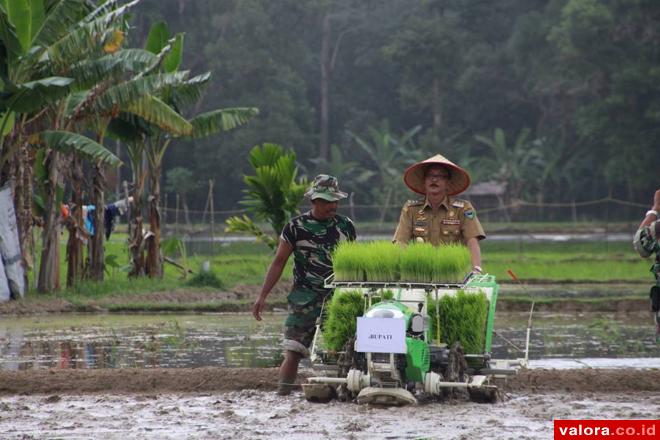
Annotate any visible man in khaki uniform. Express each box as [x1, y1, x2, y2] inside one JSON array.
[[393, 154, 486, 275]]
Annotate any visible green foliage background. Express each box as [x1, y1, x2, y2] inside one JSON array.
[[129, 0, 659, 211]]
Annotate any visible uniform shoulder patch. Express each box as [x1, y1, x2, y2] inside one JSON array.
[[451, 199, 466, 208], [464, 210, 476, 219]]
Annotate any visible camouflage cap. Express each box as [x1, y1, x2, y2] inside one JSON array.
[[304, 174, 348, 201]]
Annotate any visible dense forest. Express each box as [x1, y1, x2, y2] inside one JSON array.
[[131, 0, 660, 210]]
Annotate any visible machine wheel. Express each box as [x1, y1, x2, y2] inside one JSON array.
[[467, 385, 500, 404], [302, 383, 336, 403]]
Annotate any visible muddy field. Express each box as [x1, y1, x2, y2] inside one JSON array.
[[2, 367, 660, 395], [0, 368, 658, 439], [0, 282, 649, 315], [1, 282, 657, 439]]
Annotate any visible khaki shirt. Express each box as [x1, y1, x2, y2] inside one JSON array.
[[392, 196, 486, 246]]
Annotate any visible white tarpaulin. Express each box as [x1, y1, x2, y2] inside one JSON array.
[[0, 256, 9, 301], [0, 185, 25, 300]]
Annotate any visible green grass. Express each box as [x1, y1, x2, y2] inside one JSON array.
[[19, 232, 653, 313], [480, 241, 651, 282]]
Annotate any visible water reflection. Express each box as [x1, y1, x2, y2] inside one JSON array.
[[0, 314, 283, 371], [0, 312, 657, 371], [492, 311, 659, 360]]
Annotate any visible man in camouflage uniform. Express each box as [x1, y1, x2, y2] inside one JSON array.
[[633, 189, 660, 341], [393, 154, 485, 275], [252, 175, 356, 395]]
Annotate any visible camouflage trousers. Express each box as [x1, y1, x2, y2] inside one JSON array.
[[283, 286, 332, 357]]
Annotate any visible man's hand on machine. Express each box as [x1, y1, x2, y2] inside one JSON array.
[[463, 265, 483, 283]]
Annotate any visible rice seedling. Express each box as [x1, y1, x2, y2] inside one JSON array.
[[332, 241, 368, 281], [322, 289, 365, 351], [427, 290, 489, 354], [399, 242, 471, 282], [362, 241, 400, 281], [380, 289, 395, 300], [436, 243, 472, 282]]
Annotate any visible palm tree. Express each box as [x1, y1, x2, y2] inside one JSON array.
[[475, 127, 545, 206], [226, 144, 307, 250]]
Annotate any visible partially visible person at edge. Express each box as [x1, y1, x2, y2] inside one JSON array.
[[392, 154, 485, 277], [252, 175, 356, 395], [632, 189, 660, 341]]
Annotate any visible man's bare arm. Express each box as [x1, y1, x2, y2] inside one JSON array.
[[252, 240, 294, 321], [466, 237, 482, 270]]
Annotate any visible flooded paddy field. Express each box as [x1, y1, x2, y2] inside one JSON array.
[[0, 311, 657, 371], [0, 312, 658, 439]]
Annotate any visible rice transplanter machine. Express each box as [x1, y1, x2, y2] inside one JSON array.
[[303, 274, 525, 405]]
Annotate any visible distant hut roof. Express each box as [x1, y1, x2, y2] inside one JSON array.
[[465, 180, 506, 197]]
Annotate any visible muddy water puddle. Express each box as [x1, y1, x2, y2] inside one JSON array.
[[0, 312, 658, 371]]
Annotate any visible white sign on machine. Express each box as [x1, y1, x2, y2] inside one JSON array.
[[355, 317, 406, 354]]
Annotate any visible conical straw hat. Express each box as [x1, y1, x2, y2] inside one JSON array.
[[403, 154, 471, 196]]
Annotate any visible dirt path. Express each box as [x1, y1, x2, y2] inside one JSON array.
[[1, 367, 659, 396]]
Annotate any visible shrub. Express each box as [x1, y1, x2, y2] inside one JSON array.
[[186, 268, 225, 289]]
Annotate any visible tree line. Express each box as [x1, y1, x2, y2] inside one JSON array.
[[135, 0, 659, 211], [2, 0, 659, 294]]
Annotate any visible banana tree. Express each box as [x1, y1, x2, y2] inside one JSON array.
[[131, 21, 258, 278], [36, 0, 181, 286], [70, 46, 194, 281], [0, 0, 85, 286], [0, 0, 191, 290], [348, 121, 422, 222], [475, 127, 545, 206], [29, 132, 121, 291], [0, 0, 125, 291]]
